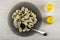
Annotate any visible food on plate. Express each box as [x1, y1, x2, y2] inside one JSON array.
[[12, 7, 37, 32]]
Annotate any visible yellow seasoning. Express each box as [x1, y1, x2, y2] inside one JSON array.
[[46, 16, 54, 24], [46, 3, 54, 11]]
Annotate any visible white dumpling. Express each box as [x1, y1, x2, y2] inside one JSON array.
[[28, 25, 32, 28], [33, 18, 37, 24], [18, 13, 21, 14], [21, 7, 25, 11], [13, 15, 20, 23], [24, 8, 28, 14], [16, 10, 19, 13], [28, 10, 30, 13], [25, 8, 28, 12], [19, 28, 22, 32], [25, 20, 29, 22], [29, 23, 34, 26], [24, 14, 29, 19], [13, 12, 16, 15], [12, 12, 16, 19], [23, 22, 28, 26], [25, 11, 27, 14], [19, 10, 22, 13], [23, 29, 26, 32], [21, 18, 25, 21], [16, 15, 20, 19], [18, 11, 21, 14], [31, 13, 36, 18], [29, 17, 33, 22]]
